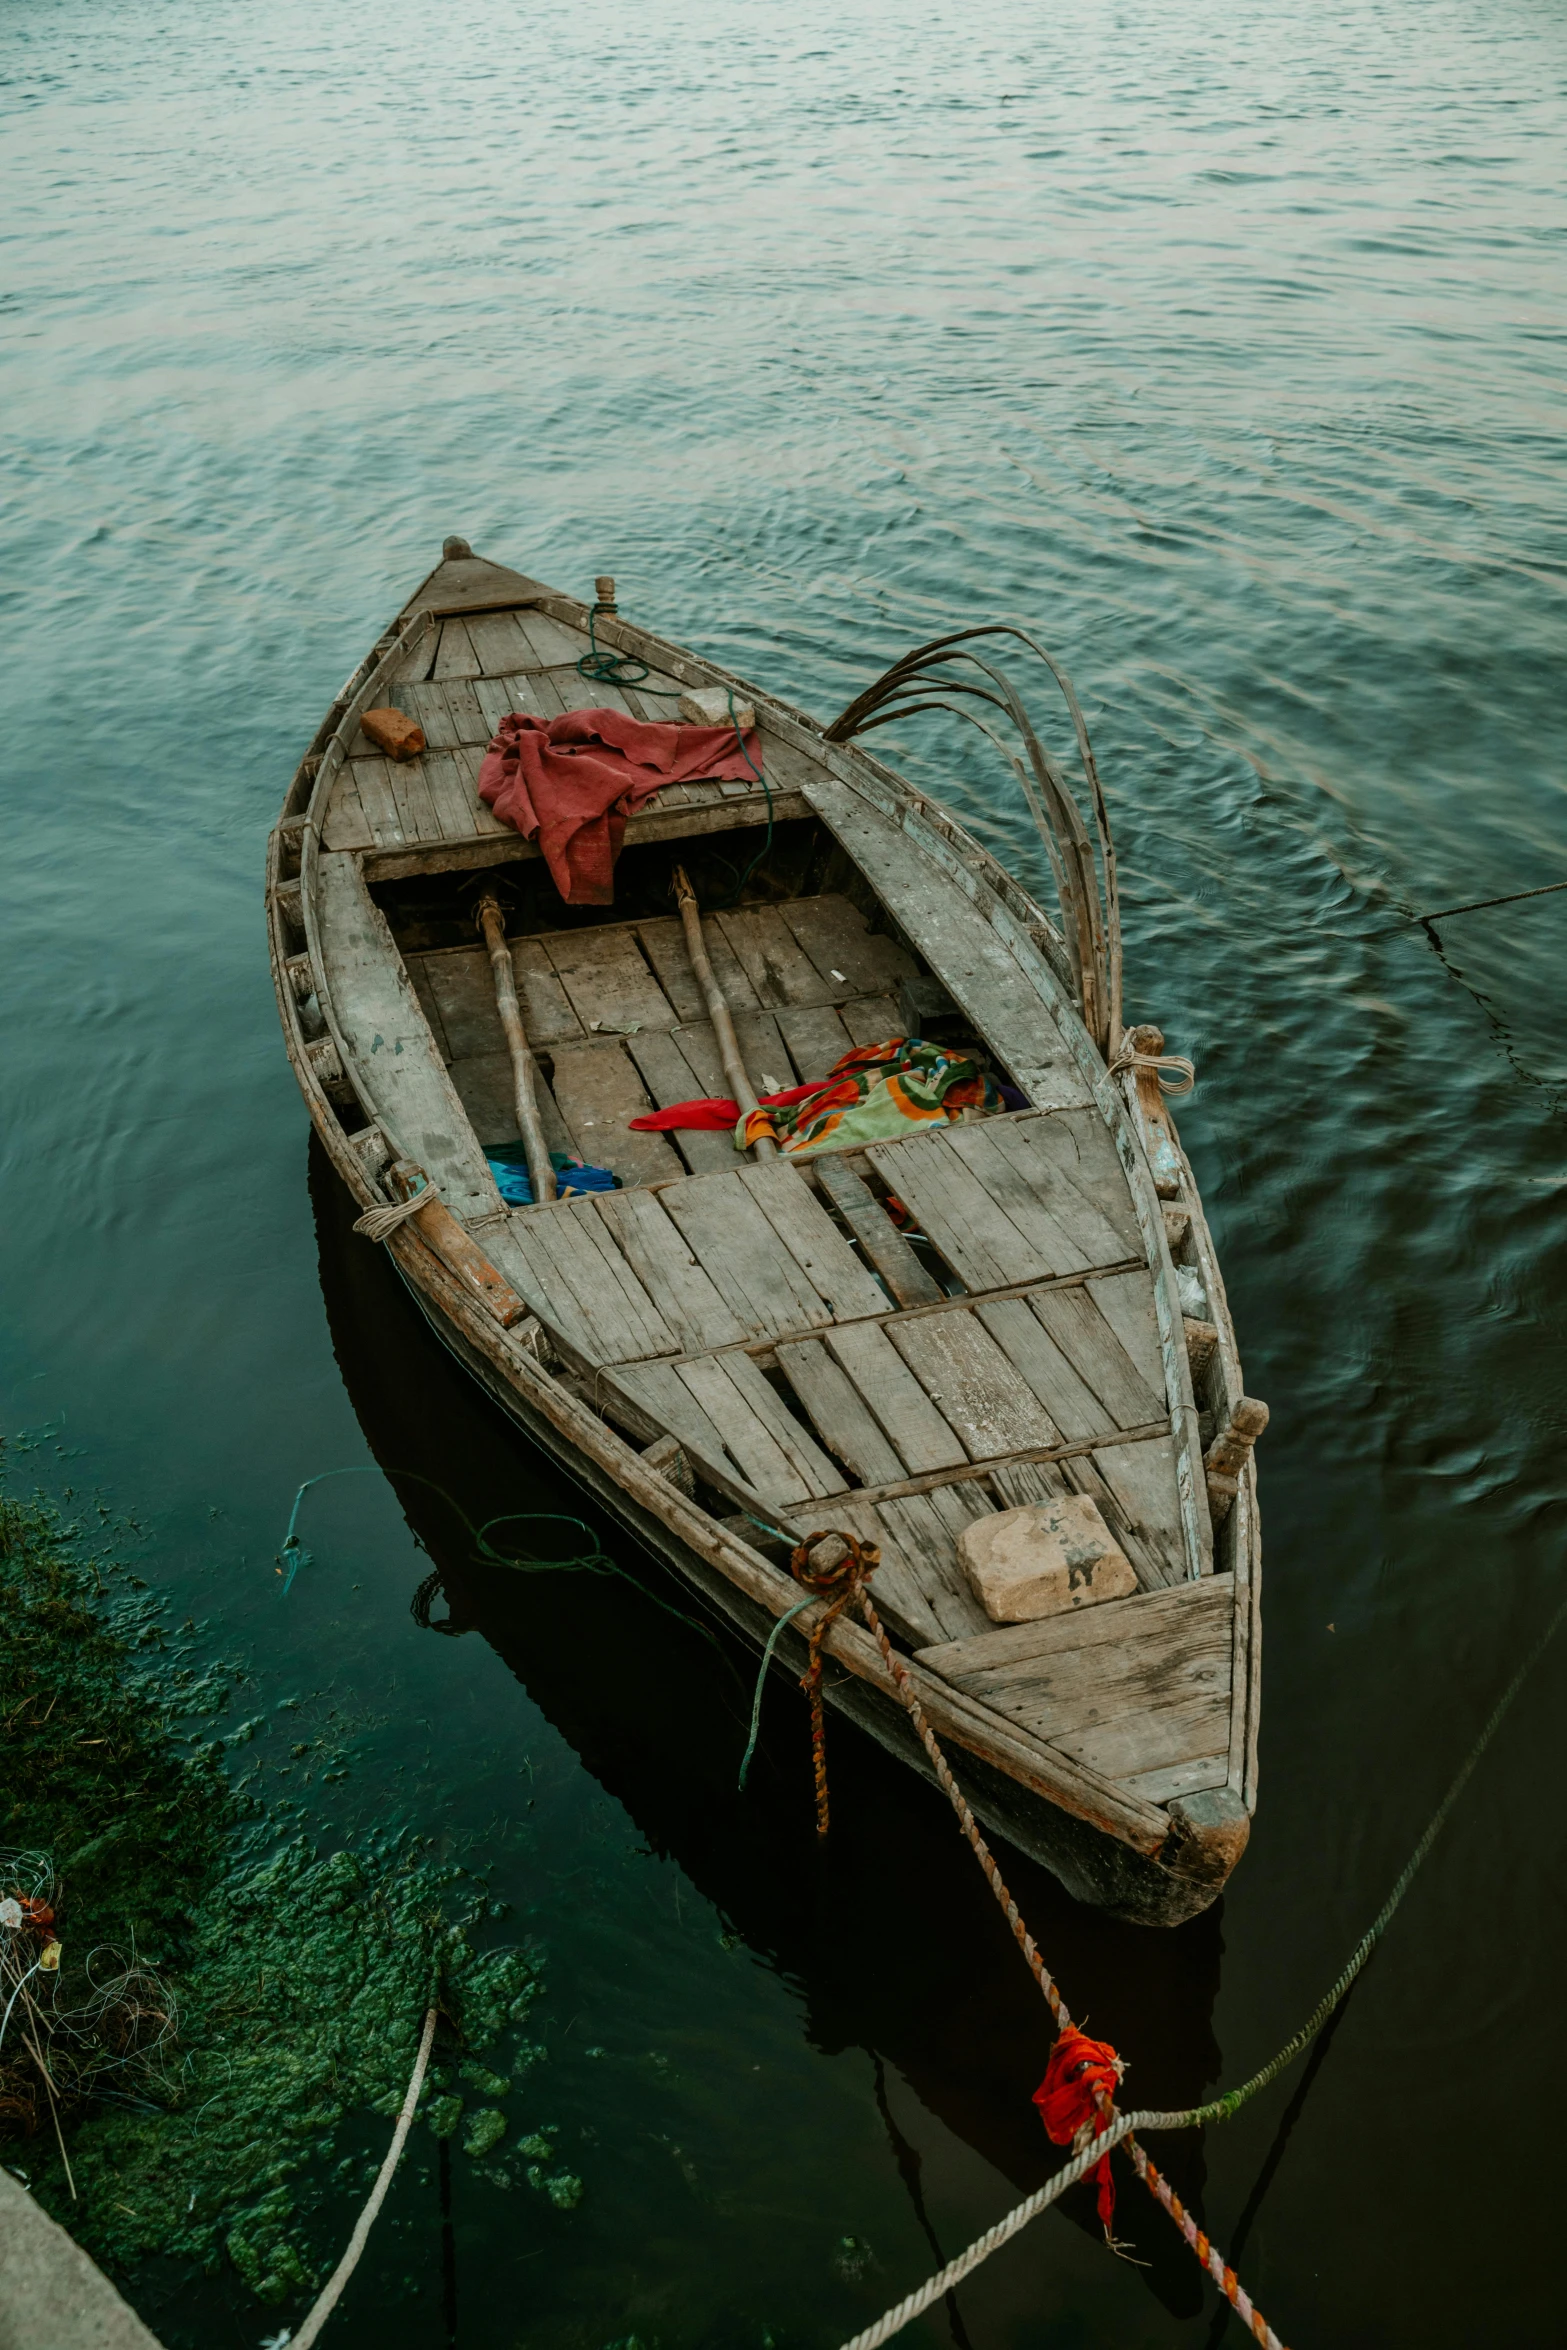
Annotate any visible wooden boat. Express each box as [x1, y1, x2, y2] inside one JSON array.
[[266, 537, 1263, 1925]]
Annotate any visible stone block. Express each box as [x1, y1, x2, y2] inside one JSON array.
[[957, 1497, 1136, 1623], [678, 685, 755, 732]]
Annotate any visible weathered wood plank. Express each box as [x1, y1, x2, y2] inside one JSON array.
[[402, 953, 452, 1058], [464, 611, 537, 676], [779, 894, 919, 1001], [866, 1129, 1051, 1293], [872, 1487, 995, 1641], [675, 1354, 834, 1504], [635, 916, 710, 1022], [941, 1121, 1098, 1276], [474, 673, 549, 732], [1011, 1110, 1144, 1260], [735, 1010, 795, 1095], [349, 756, 409, 849], [813, 1155, 940, 1308], [1086, 1268, 1166, 1399], [609, 1359, 741, 1480], [420, 942, 584, 1058], [661, 1173, 832, 1337], [448, 1050, 575, 1154], [887, 1310, 1061, 1461], [322, 767, 374, 851], [314, 852, 501, 1224], [821, 1499, 951, 1648], [840, 995, 902, 1046], [1118, 1754, 1231, 1804], [775, 1003, 853, 1082], [799, 771, 1092, 1108], [512, 608, 594, 668], [823, 1323, 968, 1474], [594, 1189, 748, 1353], [382, 751, 443, 845], [1030, 1283, 1164, 1430], [975, 1298, 1115, 1441], [774, 1338, 906, 1485], [624, 1030, 739, 1174], [1088, 1438, 1190, 1589], [713, 905, 826, 1006], [546, 1039, 685, 1187], [737, 1163, 890, 1322], [440, 678, 491, 745], [544, 927, 680, 1035], [419, 748, 484, 842], [432, 618, 482, 680], [508, 1198, 676, 1365], [1055, 1693, 1231, 1782]]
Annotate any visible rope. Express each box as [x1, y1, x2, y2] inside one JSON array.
[[737, 1594, 819, 1791], [1107, 1046, 1195, 1097], [835, 2112, 1139, 2350], [289, 2003, 437, 2350], [577, 604, 652, 688], [352, 1185, 435, 1243]]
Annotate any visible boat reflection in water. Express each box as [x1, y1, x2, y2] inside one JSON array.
[[311, 1133, 1227, 2320]]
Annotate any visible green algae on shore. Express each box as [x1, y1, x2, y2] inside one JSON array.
[[0, 1480, 582, 2302]]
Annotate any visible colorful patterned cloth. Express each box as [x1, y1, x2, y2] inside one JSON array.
[[740, 1036, 1005, 1158]]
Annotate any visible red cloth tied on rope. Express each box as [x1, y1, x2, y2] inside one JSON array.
[[1033, 2028, 1125, 2231], [478, 707, 764, 905]]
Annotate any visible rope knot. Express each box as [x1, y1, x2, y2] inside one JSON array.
[[1107, 1045, 1195, 1097], [1034, 2027, 1126, 2233], [788, 1532, 880, 1837]]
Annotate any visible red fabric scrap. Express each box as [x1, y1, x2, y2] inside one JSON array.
[[1033, 2028, 1124, 2232], [629, 1081, 823, 1133], [478, 707, 764, 905]]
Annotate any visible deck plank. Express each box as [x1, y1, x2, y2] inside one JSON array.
[[887, 1310, 1061, 1460], [871, 1487, 995, 1641], [594, 1190, 748, 1352], [545, 1039, 685, 1187], [464, 611, 536, 676], [737, 1163, 890, 1323], [940, 1122, 1100, 1277], [1029, 1284, 1163, 1429], [778, 894, 919, 1002], [544, 928, 680, 1035], [1086, 1268, 1166, 1397], [983, 1114, 1140, 1268], [713, 905, 826, 1007], [840, 996, 901, 1047], [867, 1129, 1050, 1292], [624, 1031, 740, 1174], [774, 1338, 906, 1486], [610, 1359, 741, 1479], [349, 756, 409, 849], [419, 748, 484, 841], [823, 1323, 968, 1473], [506, 1198, 675, 1365], [661, 1173, 833, 1338], [674, 1354, 833, 1504], [774, 1003, 853, 1082], [432, 618, 482, 681], [813, 1156, 941, 1307], [975, 1298, 1117, 1441], [322, 767, 374, 851]]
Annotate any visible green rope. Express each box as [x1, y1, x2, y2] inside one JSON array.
[[738, 1596, 817, 1791], [576, 605, 652, 688], [1150, 1581, 1567, 2135]]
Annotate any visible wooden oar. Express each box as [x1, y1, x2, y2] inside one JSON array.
[[476, 893, 556, 1203], [672, 867, 777, 1159]]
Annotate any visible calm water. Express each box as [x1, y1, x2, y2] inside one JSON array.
[[5, 0, 1567, 2342]]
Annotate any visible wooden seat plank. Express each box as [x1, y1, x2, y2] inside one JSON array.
[[545, 1040, 685, 1187], [315, 852, 501, 1224], [975, 1298, 1118, 1442], [866, 1129, 1050, 1293], [779, 894, 919, 1002], [774, 1339, 906, 1486], [812, 1155, 940, 1307], [887, 1310, 1061, 1460], [624, 1032, 740, 1174], [543, 928, 680, 1035], [737, 1164, 890, 1322], [1030, 1284, 1164, 1429], [823, 1323, 968, 1473], [660, 1173, 832, 1337], [800, 771, 1093, 1109], [713, 906, 826, 1007], [593, 1190, 748, 1353]]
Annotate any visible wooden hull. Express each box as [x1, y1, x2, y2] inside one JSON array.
[[267, 542, 1262, 1925]]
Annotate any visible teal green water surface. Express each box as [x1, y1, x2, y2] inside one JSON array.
[[4, 0, 1567, 2343]]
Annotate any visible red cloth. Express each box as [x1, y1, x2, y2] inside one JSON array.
[[630, 1082, 823, 1132], [1033, 2028, 1124, 2232], [478, 707, 764, 905]]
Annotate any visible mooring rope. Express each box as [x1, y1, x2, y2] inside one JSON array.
[[1106, 1045, 1196, 1096], [824, 1564, 1567, 2350], [289, 2003, 438, 2349]]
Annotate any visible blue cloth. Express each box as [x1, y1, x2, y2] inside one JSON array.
[[485, 1146, 619, 1207]]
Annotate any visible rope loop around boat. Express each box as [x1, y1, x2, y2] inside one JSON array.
[[1106, 1043, 1196, 1096], [351, 1186, 437, 1242]]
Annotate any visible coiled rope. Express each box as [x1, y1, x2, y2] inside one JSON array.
[[351, 1184, 435, 1243], [1106, 1044, 1195, 1096]]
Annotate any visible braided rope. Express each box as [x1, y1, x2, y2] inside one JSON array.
[[352, 1186, 436, 1243], [835, 2113, 1139, 2350], [1106, 1046, 1195, 1096]]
